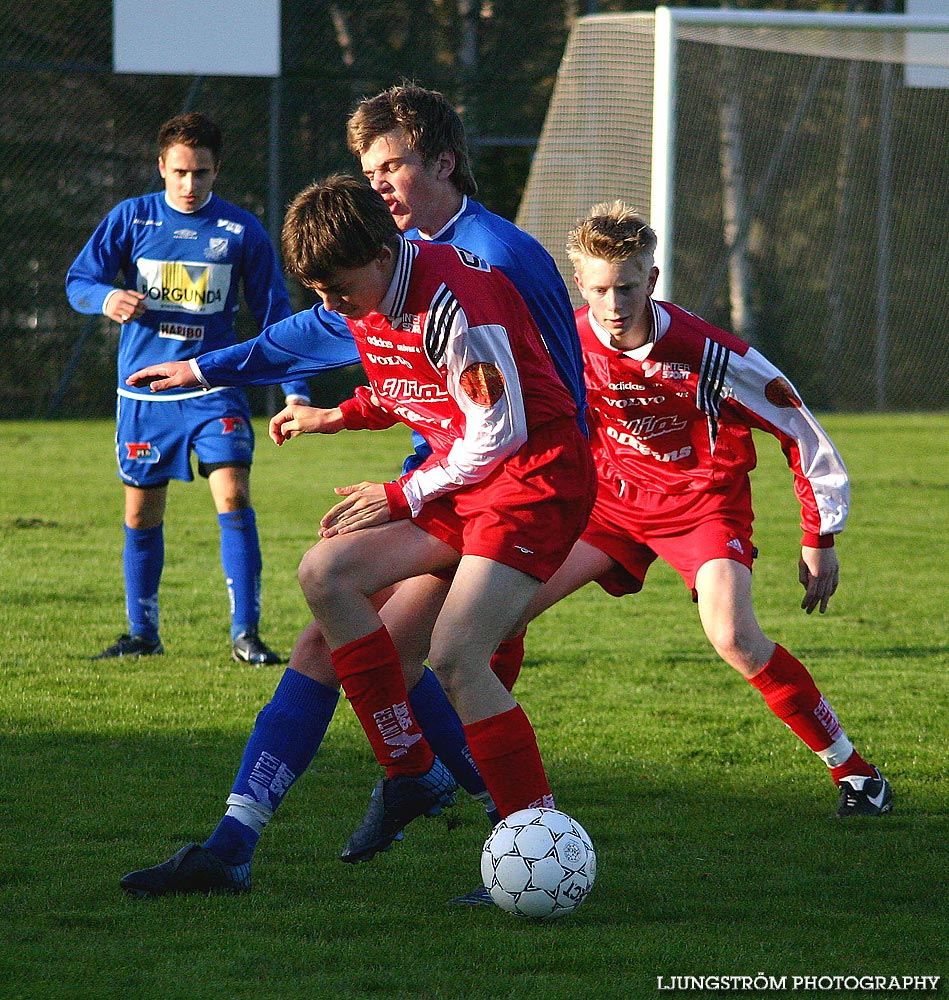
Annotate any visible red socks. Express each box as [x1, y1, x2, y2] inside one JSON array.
[[332, 626, 434, 778], [490, 632, 526, 692], [749, 644, 840, 751], [748, 644, 875, 783], [464, 705, 554, 819]]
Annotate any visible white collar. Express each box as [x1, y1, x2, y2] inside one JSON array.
[[588, 299, 670, 358], [163, 191, 213, 214], [377, 236, 417, 319], [419, 195, 468, 242]]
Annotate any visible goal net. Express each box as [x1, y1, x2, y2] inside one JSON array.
[[517, 9, 949, 411]]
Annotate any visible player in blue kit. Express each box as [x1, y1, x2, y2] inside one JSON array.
[[117, 87, 584, 900], [66, 112, 307, 664]]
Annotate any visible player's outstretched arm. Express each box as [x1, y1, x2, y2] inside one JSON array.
[[126, 361, 200, 392], [269, 404, 345, 445], [798, 545, 840, 615]]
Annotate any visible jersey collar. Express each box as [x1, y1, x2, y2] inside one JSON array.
[[419, 195, 468, 242], [163, 191, 214, 214], [378, 235, 417, 320], [589, 299, 670, 358]]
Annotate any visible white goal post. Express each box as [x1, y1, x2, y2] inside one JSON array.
[[517, 8, 949, 410]]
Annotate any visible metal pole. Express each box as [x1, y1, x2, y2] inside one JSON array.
[[651, 5, 676, 301], [876, 60, 894, 410], [265, 74, 283, 414]]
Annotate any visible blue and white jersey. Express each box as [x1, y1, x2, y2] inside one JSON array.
[[195, 303, 361, 387], [407, 197, 587, 430], [66, 191, 307, 401]]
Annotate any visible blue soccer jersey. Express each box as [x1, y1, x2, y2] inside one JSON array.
[[66, 190, 307, 401], [195, 303, 361, 388]]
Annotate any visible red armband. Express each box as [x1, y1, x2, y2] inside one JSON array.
[[384, 480, 412, 520], [802, 532, 835, 549]]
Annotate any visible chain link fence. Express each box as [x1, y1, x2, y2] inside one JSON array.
[[2, 1, 571, 418]]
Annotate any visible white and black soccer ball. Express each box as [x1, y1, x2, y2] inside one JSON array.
[[480, 807, 596, 919]]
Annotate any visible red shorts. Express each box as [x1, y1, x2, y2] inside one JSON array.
[[413, 417, 596, 582], [582, 472, 756, 596]]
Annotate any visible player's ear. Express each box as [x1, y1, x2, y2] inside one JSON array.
[[436, 149, 455, 180], [647, 266, 660, 295]]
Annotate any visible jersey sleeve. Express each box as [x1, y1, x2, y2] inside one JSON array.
[[65, 207, 129, 316], [394, 313, 529, 518], [236, 216, 310, 400], [339, 385, 401, 431], [726, 347, 850, 545], [194, 305, 361, 388]]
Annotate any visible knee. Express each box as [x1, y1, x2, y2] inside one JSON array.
[[705, 621, 771, 674], [297, 546, 336, 605], [218, 488, 251, 513], [705, 620, 742, 663], [427, 642, 463, 701]]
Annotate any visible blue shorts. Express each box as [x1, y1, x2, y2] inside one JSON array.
[[115, 389, 255, 488]]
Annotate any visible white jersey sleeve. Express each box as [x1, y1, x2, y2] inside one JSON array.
[[399, 314, 528, 517]]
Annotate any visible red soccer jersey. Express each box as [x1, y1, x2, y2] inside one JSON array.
[[339, 238, 578, 518], [578, 299, 849, 545]]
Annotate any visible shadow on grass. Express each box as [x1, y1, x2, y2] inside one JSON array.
[[1, 723, 946, 1000]]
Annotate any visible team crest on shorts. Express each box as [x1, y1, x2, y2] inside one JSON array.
[[125, 441, 160, 463], [219, 417, 247, 435]]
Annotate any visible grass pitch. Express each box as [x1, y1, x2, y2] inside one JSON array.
[[0, 414, 946, 1000]]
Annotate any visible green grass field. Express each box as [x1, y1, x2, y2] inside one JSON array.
[[1, 414, 946, 1000]]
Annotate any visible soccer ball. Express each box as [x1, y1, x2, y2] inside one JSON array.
[[480, 807, 596, 919]]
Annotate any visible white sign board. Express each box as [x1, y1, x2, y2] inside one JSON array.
[[906, 0, 949, 88], [114, 0, 280, 77]]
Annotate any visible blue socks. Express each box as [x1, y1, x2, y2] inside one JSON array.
[[123, 524, 163, 642], [218, 508, 262, 641], [408, 667, 487, 798], [124, 510, 264, 642], [204, 669, 339, 865]]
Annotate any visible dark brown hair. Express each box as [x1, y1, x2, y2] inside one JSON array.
[[157, 112, 223, 165], [346, 83, 477, 197], [281, 175, 400, 286]]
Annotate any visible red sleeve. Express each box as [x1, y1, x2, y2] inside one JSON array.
[[802, 531, 835, 549], [339, 386, 399, 431], [384, 481, 412, 520]]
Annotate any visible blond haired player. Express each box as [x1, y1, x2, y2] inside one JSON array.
[[502, 200, 892, 818]]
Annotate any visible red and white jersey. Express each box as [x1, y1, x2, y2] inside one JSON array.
[[339, 238, 578, 517], [578, 299, 849, 544]]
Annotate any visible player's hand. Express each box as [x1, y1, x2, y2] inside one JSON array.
[[798, 545, 839, 615], [105, 289, 146, 325], [268, 404, 344, 445], [319, 481, 390, 537], [126, 361, 199, 391]]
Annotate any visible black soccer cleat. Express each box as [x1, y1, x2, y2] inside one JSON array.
[[341, 757, 458, 864], [231, 630, 282, 665], [92, 633, 164, 660], [446, 884, 494, 907], [836, 767, 893, 817], [120, 843, 251, 898]]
